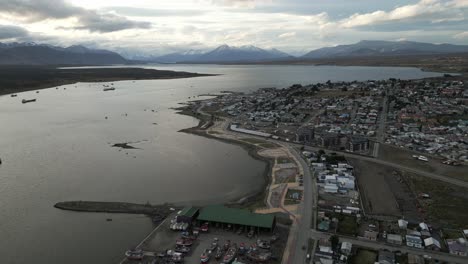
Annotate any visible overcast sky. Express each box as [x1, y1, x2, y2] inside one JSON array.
[[0, 0, 468, 56]]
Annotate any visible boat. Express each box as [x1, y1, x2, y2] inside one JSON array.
[[175, 238, 193, 247], [223, 240, 231, 250], [222, 244, 238, 264], [247, 251, 272, 262], [175, 245, 191, 254], [200, 249, 212, 263], [10, 94, 17, 97], [103, 87, 116, 91], [215, 247, 223, 260], [238, 242, 246, 255], [257, 239, 271, 249], [200, 223, 209, 232], [125, 249, 144, 260], [22, 99, 36, 104]]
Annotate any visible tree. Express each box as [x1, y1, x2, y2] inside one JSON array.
[[329, 235, 339, 251]]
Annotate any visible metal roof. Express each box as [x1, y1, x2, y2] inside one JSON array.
[[197, 205, 275, 229], [179, 207, 199, 218]]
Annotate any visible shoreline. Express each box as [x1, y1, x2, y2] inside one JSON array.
[[0, 66, 215, 96]]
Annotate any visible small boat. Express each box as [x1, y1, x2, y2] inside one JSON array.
[[125, 249, 144, 260], [176, 238, 193, 247], [106, 218, 112, 221], [223, 240, 231, 250], [200, 249, 211, 263], [215, 247, 223, 260], [238, 242, 246, 255], [103, 87, 116, 91], [257, 239, 271, 249], [22, 99, 36, 104], [222, 244, 238, 264], [10, 94, 17, 97], [175, 245, 191, 254]]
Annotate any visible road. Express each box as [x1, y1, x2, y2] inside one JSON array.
[[309, 230, 468, 264], [373, 90, 389, 157]]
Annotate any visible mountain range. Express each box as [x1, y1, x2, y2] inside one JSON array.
[[153, 45, 292, 63], [301, 40, 468, 59], [1, 40, 468, 65], [0, 42, 128, 65]]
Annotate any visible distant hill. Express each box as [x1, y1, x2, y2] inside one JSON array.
[[302, 40, 468, 59], [153, 45, 292, 63], [0, 42, 128, 65]]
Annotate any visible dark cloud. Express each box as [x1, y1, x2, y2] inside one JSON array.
[[0, 0, 152, 33], [0, 25, 29, 40]]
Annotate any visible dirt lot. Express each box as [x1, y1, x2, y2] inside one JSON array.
[[379, 144, 468, 182], [348, 158, 401, 217], [404, 172, 468, 229]]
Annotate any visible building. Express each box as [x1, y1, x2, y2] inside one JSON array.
[[296, 126, 314, 143], [378, 250, 395, 264], [424, 237, 441, 251], [406, 235, 423, 248], [348, 136, 369, 152], [176, 207, 199, 223], [364, 230, 378, 241], [196, 205, 276, 232], [387, 234, 403, 245], [447, 239, 468, 256], [340, 242, 352, 255], [398, 219, 408, 229], [324, 184, 339, 194]]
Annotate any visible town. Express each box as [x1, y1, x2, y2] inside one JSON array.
[[129, 76, 467, 264]]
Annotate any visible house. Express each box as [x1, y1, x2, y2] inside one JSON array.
[[324, 184, 339, 194], [447, 238, 468, 256], [364, 230, 378, 241], [318, 220, 330, 231], [406, 235, 423, 248], [378, 250, 395, 264], [340, 242, 352, 255], [408, 254, 424, 264], [398, 219, 408, 229], [419, 222, 429, 231], [424, 237, 441, 251], [387, 234, 403, 245]]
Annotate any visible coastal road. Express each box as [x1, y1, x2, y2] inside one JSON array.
[[286, 145, 316, 264], [309, 230, 468, 264]]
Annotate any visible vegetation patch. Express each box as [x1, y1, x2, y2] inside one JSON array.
[[407, 173, 468, 229], [337, 215, 359, 236], [350, 249, 377, 264]]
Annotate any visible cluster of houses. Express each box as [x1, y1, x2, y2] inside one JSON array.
[[312, 160, 356, 196], [385, 79, 468, 162]]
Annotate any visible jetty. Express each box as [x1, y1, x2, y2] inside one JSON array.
[[54, 201, 176, 217]]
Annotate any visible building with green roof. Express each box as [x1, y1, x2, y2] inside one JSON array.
[[196, 205, 276, 231], [177, 207, 199, 223]]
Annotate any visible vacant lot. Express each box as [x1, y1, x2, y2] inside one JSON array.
[[405, 173, 468, 229], [337, 215, 359, 236], [348, 158, 401, 217], [351, 249, 377, 264], [379, 144, 467, 182]]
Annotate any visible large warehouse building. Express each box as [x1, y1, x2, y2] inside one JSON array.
[[196, 205, 276, 232]]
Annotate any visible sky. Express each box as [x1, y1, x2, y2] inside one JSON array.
[[0, 0, 468, 56]]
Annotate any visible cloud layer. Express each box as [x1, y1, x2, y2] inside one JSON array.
[[0, 0, 466, 56]]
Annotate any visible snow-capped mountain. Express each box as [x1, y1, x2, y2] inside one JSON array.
[[153, 45, 291, 63], [302, 40, 468, 59]]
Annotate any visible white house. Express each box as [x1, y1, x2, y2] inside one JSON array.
[[340, 242, 352, 255], [406, 235, 423, 249]]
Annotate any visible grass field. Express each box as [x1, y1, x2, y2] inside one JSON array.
[[379, 144, 468, 182], [407, 173, 468, 229], [351, 249, 377, 264], [337, 215, 359, 236]]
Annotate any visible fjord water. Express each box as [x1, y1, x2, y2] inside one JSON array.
[[0, 65, 442, 264]]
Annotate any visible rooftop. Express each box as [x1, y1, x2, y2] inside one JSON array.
[[197, 205, 275, 229]]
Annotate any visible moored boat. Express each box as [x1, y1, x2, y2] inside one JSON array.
[[125, 249, 144, 260], [22, 99, 36, 104], [222, 243, 238, 264]]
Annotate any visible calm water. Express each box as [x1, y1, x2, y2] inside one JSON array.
[[0, 65, 442, 264]]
